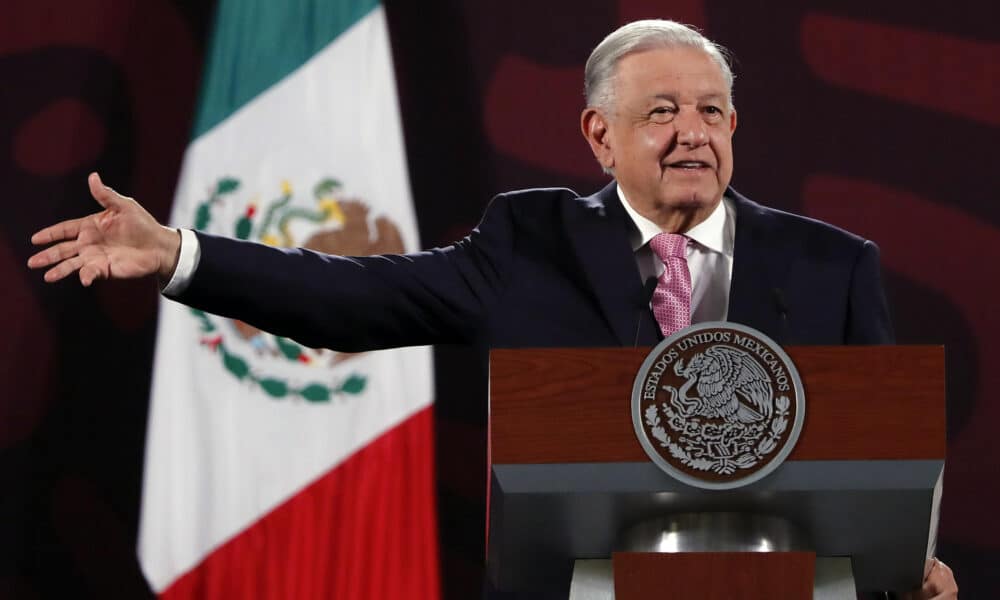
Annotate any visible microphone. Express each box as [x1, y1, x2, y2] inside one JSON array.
[[772, 287, 791, 344], [634, 277, 659, 347]]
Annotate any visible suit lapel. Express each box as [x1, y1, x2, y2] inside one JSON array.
[[564, 185, 792, 345], [564, 182, 647, 346], [727, 190, 792, 342]]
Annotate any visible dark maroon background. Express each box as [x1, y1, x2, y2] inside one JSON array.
[[2, 0, 997, 598]]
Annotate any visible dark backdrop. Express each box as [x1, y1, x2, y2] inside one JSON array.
[[2, 1, 997, 598]]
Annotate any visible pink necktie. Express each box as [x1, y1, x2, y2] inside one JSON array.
[[649, 232, 692, 336]]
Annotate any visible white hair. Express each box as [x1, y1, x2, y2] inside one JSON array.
[[584, 19, 735, 112]]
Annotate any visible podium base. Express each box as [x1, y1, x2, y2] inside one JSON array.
[[568, 556, 856, 600]]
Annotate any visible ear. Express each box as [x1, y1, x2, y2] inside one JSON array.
[[581, 107, 615, 171], [729, 108, 738, 134]]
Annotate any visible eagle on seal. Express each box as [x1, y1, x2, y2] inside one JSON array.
[[668, 346, 773, 424]]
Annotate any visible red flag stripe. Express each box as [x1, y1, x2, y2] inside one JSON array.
[[160, 407, 440, 600]]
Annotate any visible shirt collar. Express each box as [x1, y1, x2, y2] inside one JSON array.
[[616, 183, 732, 257]]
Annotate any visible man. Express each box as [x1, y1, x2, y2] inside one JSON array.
[[28, 18, 955, 600]]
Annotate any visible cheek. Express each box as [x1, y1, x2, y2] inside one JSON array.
[[637, 127, 671, 157], [712, 137, 734, 170]]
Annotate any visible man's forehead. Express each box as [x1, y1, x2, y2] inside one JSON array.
[[621, 48, 725, 78], [616, 48, 731, 100]]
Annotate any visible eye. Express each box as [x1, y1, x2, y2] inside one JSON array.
[[649, 106, 676, 123], [701, 105, 726, 122]]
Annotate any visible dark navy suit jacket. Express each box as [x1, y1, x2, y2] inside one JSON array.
[[178, 181, 893, 349]]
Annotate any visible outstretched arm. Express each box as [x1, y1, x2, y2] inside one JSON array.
[[28, 173, 180, 285]]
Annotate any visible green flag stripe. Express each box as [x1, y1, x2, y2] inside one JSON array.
[[192, 0, 380, 138]]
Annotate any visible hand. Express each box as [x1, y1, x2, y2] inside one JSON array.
[[28, 173, 180, 286], [901, 557, 958, 600]]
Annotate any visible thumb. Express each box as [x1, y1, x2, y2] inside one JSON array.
[[88, 172, 127, 210]]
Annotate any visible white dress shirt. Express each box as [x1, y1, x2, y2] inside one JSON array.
[[617, 185, 735, 322]]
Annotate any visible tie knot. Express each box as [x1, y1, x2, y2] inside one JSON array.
[[649, 232, 688, 261]]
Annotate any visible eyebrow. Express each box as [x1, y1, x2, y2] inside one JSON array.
[[698, 93, 728, 103]]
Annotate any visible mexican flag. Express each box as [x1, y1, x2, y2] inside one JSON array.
[[138, 2, 438, 598]]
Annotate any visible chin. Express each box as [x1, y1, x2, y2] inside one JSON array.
[[663, 191, 717, 210]]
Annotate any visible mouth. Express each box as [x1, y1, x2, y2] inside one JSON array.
[[666, 160, 713, 170]]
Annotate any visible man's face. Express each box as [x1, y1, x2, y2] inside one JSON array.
[[588, 46, 737, 219]]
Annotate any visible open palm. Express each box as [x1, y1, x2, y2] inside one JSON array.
[[28, 173, 179, 286]]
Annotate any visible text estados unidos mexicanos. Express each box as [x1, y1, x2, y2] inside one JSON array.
[[643, 331, 791, 401]]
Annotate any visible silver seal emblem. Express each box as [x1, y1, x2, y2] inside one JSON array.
[[632, 322, 805, 490]]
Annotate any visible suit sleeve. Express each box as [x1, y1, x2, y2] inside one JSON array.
[[845, 240, 895, 344], [173, 194, 515, 352]]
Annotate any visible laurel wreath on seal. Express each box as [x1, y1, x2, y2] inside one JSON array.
[[644, 395, 791, 475], [186, 177, 367, 403]]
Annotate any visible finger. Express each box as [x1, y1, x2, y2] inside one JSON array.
[[934, 559, 952, 578], [31, 216, 85, 245], [88, 172, 127, 210], [43, 256, 84, 283], [924, 557, 938, 579], [27, 240, 80, 269], [929, 560, 957, 599], [80, 261, 110, 287]]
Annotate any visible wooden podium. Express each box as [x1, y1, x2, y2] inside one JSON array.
[[487, 346, 945, 598]]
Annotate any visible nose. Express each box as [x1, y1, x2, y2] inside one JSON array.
[[675, 110, 708, 148]]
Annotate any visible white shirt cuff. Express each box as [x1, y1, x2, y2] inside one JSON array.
[[161, 228, 201, 297]]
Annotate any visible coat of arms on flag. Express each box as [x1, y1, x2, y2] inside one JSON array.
[[188, 176, 409, 402]]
